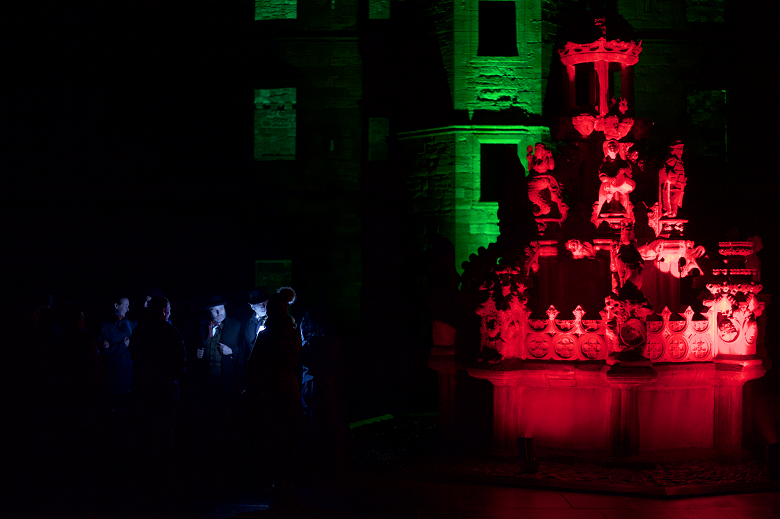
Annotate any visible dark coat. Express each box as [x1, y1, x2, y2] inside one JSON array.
[[99, 317, 135, 395], [197, 316, 242, 394], [236, 314, 265, 392], [130, 319, 186, 393], [246, 315, 301, 408]]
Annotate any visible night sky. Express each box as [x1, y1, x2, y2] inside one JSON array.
[[3, 2, 256, 306], [3, 1, 779, 330]]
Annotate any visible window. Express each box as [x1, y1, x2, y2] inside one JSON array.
[[255, 260, 292, 289], [254, 88, 296, 161], [480, 143, 517, 202], [686, 89, 727, 158], [477, 2, 518, 57], [368, 118, 389, 161]]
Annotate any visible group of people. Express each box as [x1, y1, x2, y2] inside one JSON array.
[[7, 284, 344, 504]]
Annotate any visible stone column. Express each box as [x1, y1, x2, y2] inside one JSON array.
[[621, 64, 632, 114], [565, 64, 576, 113], [429, 346, 458, 432], [606, 364, 658, 456], [714, 357, 766, 452], [595, 61, 610, 117]]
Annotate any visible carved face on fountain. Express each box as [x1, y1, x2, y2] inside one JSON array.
[[604, 140, 619, 160], [534, 143, 549, 159], [671, 143, 684, 161]]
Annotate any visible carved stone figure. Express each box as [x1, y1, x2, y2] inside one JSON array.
[[565, 239, 595, 259], [702, 282, 764, 356], [592, 139, 635, 226], [526, 144, 568, 226], [604, 244, 653, 359], [659, 140, 686, 218], [475, 268, 528, 359], [595, 115, 634, 141]]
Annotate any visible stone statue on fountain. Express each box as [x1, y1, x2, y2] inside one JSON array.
[[659, 140, 686, 218], [526, 143, 568, 233], [592, 139, 636, 228]]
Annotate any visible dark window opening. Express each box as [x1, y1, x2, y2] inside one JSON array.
[[480, 143, 517, 202], [574, 63, 595, 111], [477, 2, 518, 57]]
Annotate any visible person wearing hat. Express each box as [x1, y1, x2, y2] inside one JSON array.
[[235, 287, 269, 394], [243, 287, 269, 354], [196, 295, 242, 397], [659, 140, 686, 218]]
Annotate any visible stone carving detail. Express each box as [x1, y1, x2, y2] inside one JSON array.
[[647, 320, 664, 333], [637, 240, 705, 279], [526, 143, 568, 233], [659, 141, 686, 218], [669, 319, 687, 333], [524, 241, 541, 276], [566, 239, 596, 259], [702, 282, 764, 356], [604, 297, 653, 358], [580, 334, 604, 359], [668, 335, 688, 360], [644, 338, 664, 361], [558, 37, 643, 67], [647, 141, 688, 237], [554, 334, 577, 359], [597, 115, 634, 141], [592, 139, 635, 228], [526, 333, 550, 358], [571, 114, 634, 140], [475, 267, 529, 359], [690, 335, 711, 359], [692, 319, 709, 332]]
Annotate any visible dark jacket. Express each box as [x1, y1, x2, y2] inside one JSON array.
[[99, 316, 135, 395], [197, 316, 241, 394], [236, 314, 265, 392], [246, 315, 301, 408], [130, 320, 186, 393]]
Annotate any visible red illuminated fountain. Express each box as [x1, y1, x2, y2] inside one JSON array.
[[430, 13, 768, 460]]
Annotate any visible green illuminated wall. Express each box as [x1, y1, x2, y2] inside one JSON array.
[[454, 0, 544, 115], [403, 0, 548, 273], [255, 0, 296, 20], [254, 88, 297, 161], [402, 125, 548, 274]]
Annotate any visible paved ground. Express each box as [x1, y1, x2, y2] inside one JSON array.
[[208, 476, 780, 519]]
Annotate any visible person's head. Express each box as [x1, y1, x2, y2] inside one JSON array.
[[209, 304, 226, 323], [670, 140, 684, 160], [144, 288, 163, 308], [148, 296, 171, 321], [266, 287, 296, 319], [247, 287, 269, 319], [114, 297, 130, 317], [206, 295, 228, 322]]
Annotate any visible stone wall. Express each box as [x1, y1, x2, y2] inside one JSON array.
[[254, 88, 297, 161], [453, 0, 544, 115]]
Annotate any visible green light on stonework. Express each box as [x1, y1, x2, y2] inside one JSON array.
[[255, 0, 296, 20]]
